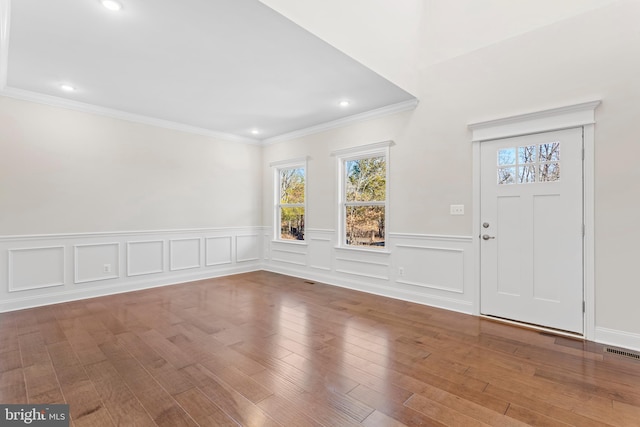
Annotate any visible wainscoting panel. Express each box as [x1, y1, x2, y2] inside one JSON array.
[[170, 238, 201, 271], [307, 229, 333, 271], [263, 230, 474, 314], [335, 254, 391, 281], [395, 244, 464, 294], [74, 243, 120, 284], [8, 246, 65, 292], [271, 242, 307, 267], [127, 240, 164, 277], [0, 227, 262, 312], [3, 227, 635, 353], [205, 236, 233, 266], [237, 235, 260, 262]]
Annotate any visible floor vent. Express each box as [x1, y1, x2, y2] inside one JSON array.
[[605, 347, 640, 361], [304, 280, 315, 285]]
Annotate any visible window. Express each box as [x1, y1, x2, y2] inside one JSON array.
[[497, 142, 561, 185], [334, 142, 391, 249], [273, 159, 306, 242]]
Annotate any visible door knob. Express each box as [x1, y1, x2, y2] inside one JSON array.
[[482, 234, 495, 240]]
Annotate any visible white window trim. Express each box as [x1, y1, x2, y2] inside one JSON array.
[[271, 157, 308, 244], [332, 141, 393, 251]]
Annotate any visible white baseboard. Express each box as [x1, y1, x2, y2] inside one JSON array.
[[0, 265, 258, 312], [263, 263, 473, 315], [595, 327, 640, 353], [0, 227, 263, 312], [5, 228, 638, 355]]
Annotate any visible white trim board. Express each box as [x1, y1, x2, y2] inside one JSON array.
[[263, 263, 473, 315], [0, 0, 10, 90], [468, 100, 601, 142], [0, 265, 259, 313], [469, 100, 600, 341], [596, 327, 640, 353], [0, 226, 260, 241]]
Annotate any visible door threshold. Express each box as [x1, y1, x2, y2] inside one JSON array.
[[480, 314, 584, 340]]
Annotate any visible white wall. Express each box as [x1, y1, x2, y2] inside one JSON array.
[[260, 0, 640, 350], [3, 1, 640, 352], [0, 96, 262, 235], [0, 96, 264, 311]]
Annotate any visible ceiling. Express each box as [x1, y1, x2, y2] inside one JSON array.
[[0, 0, 416, 143]]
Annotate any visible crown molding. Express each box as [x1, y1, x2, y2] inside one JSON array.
[[0, 0, 10, 90], [0, 87, 262, 145], [262, 98, 419, 145]]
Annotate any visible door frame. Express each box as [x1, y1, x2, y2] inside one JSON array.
[[469, 100, 600, 340]]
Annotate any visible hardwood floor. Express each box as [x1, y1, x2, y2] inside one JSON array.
[[1, 271, 639, 426]]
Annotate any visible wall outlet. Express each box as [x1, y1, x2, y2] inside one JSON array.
[[103, 264, 112, 273], [450, 204, 464, 215], [398, 267, 404, 277]]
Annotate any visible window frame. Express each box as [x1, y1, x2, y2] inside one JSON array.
[[271, 157, 307, 244], [333, 141, 392, 251]]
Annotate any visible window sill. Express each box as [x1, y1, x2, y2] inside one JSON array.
[[334, 245, 391, 255], [272, 240, 308, 246]]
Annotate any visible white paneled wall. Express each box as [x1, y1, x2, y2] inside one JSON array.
[[205, 236, 233, 266], [236, 234, 261, 263], [8, 246, 65, 292], [169, 238, 202, 271], [264, 228, 474, 314], [74, 242, 120, 283], [127, 240, 164, 277], [0, 227, 262, 312]]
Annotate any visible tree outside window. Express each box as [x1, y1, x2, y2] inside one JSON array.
[[277, 167, 305, 241], [343, 155, 387, 248]]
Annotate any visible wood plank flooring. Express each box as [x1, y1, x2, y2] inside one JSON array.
[[1, 271, 639, 426]]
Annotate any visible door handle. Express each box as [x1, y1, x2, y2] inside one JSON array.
[[482, 234, 495, 240]]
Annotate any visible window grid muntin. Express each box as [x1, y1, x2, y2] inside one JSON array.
[[339, 150, 388, 249], [497, 142, 560, 185], [275, 163, 306, 242]]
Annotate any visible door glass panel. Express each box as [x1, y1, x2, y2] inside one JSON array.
[[518, 165, 536, 183], [518, 145, 536, 163], [498, 167, 516, 184], [539, 163, 560, 182], [539, 142, 560, 161], [498, 148, 516, 166]]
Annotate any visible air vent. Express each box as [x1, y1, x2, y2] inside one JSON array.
[[304, 280, 315, 285], [605, 347, 640, 361]]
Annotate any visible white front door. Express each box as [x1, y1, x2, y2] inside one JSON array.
[[480, 127, 584, 334]]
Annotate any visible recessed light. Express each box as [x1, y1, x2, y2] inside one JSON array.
[[339, 100, 350, 107], [251, 129, 260, 135], [60, 84, 76, 92], [101, 0, 122, 11]]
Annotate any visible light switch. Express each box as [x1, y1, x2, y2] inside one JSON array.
[[450, 204, 464, 215]]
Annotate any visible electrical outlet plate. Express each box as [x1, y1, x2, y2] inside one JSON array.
[[450, 204, 464, 215], [103, 264, 112, 273]]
